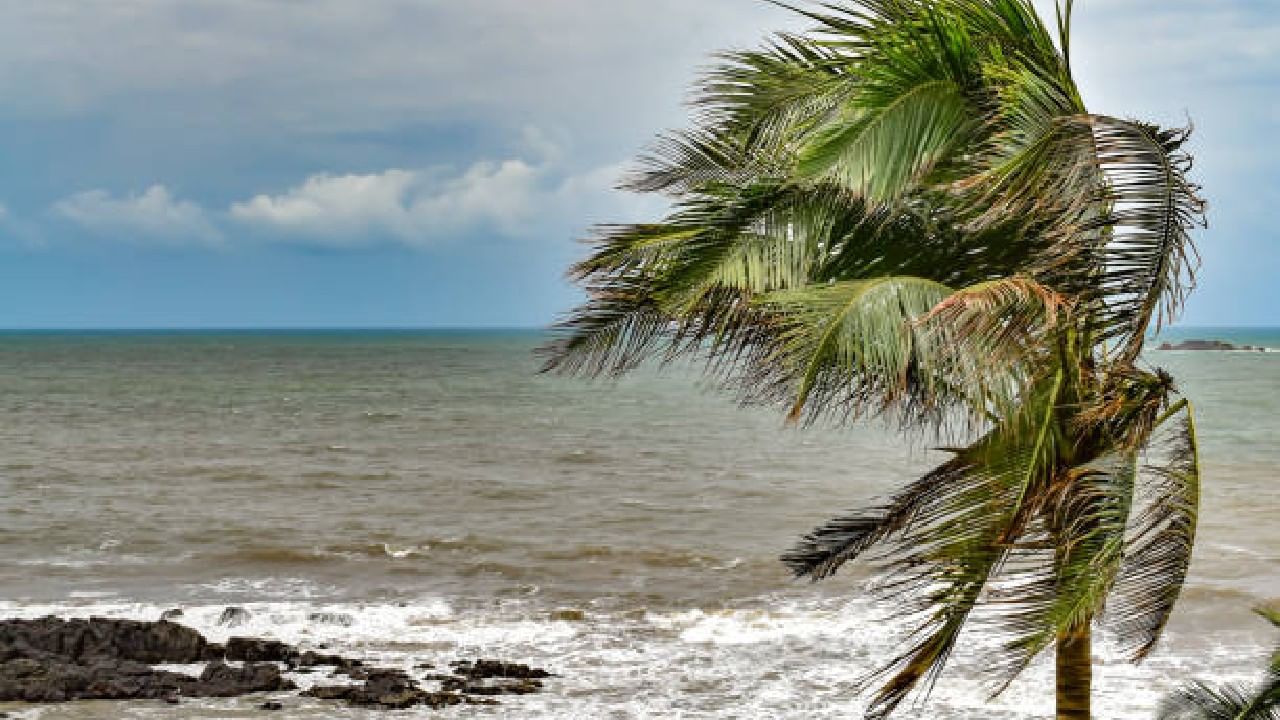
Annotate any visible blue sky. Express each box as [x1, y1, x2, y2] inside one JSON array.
[[0, 1, 1274, 328]]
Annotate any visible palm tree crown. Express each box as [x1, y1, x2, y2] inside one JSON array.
[[542, 1, 1207, 717]]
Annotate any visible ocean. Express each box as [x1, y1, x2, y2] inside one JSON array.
[[0, 328, 1275, 718]]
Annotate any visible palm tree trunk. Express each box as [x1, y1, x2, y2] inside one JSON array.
[[1055, 621, 1092, 719]]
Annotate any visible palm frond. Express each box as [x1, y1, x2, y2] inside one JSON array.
[[1106, 399, 1201, 661], [848, 370, 1067, 716], [985, 451, 1138, 686], [1156, 681, 1280, 720], [796, 79, 976, 201], [1084, 118, 1207, 361], [782, 456, 969, 580], [750, 276, 955, 424]]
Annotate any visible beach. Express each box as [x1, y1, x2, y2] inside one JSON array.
[[0, 330, 1276, 718]]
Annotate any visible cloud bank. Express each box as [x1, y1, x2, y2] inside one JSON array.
[[229, 161, 542, 247]]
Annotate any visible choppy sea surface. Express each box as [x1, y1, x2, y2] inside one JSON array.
[[0, 328, 1275, 719]]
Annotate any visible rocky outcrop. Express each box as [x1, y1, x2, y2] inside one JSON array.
[[224, 637, 294, 663], [0, 617, 213, 664], [1158, 339, 1267, 351], [0, 654, 293, 703], [0, 616, 552, 711], [196, 661, 294, 697], [305, 668, 499, 710]]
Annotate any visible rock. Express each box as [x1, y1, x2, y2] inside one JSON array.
[[438, 659, 551, 698], [159, 609, 184, 622], [198, 661, 296, 697], [461, 678, 544, 696], [218, 607, 251, 628], [549, 609, 585, 622], [0, 615, 551, 710], [297, 650, 355, 668], [0, 657, 190, 702], [225, 637, 295, 663], [259, 701, 284, 711], [306, 612, 355, 628], [202, 643, 226, 661], [333, 664, 370, 680], [303, 668, 510, 710], [0, 618, 289, 703], [450, 659, 552, 680], [304, 669, 422, 709], [1159, 339, 1240, 351], [0, 617, 209, 664]]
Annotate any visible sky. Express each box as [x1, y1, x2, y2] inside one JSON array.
[[0, 1, 1275, 328]]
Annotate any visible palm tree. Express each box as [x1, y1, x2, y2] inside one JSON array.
[[541, 1, 1206, 718], [1157, 608, 1280, 720]]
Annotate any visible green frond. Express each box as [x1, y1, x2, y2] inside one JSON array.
[[1156, 681, 1280, 720], [1082, 117, 1207, 361], [782, 455, 969, 580], [623, 127, 779, 196], [796, 79, 977, 201], [751, 276, 954, 423], [1106, 399, 1201, 661], [695, 31, 853, 152], [1157, 605, 1280, 718], [987, 451, 1138, 685], [835, 371, 1067, 715]]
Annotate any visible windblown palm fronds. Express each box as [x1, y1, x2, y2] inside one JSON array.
[[541, 1, 1207, 718], [1156, 608, 1280, 720]]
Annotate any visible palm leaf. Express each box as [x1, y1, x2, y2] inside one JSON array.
[[1106, 398, 1201, 661]]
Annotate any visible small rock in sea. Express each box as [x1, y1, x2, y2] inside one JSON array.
[[259, 701, 284, 711], [198, 661, 297, 697], [450, 659, 552, 680], [164, 696, 180, 704], [297, 650, 356, 668], [306, 612, 355, 627], [1159, 339, 1240, 351], [202, 643, 226, 661], [549, 609, 585, 622], [333, 665, 370, 681], [159, 609, 184, 622], [218, 607, 251, 628], [225, 637, 295, 663]]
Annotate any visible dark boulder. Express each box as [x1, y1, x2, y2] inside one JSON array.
[[196, 661, 295, 697], [304, 669, 490, 710], [450, 658, 551, 679], [0, 657, 190, 702], [225, 637, 295, 663], [0, 617, 208, 664], [296, 650, 356, 668]]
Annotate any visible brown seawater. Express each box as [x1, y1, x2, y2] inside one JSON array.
[[0, 330, 1275, 718]]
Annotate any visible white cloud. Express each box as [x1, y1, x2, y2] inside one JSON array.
[[53, 185, 221, 245], [229, 145, 658, 248], [229, 161, 541, 247]]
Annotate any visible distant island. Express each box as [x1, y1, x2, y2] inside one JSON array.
[[1157, 339, 1268, 351]]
